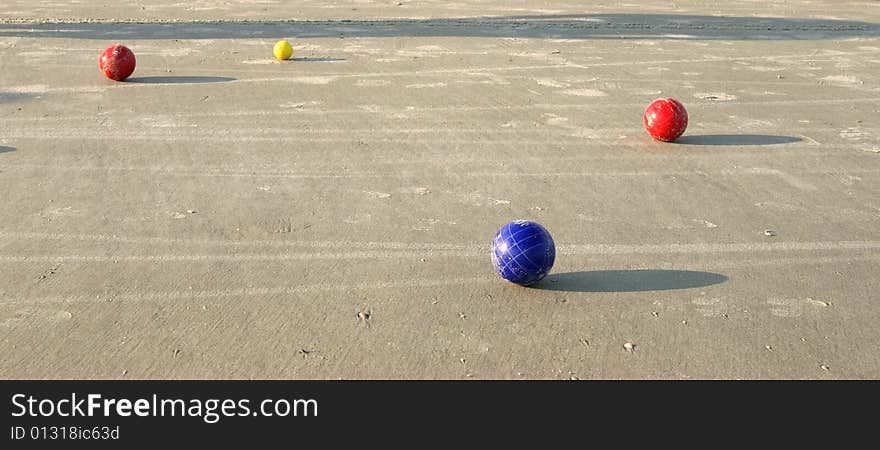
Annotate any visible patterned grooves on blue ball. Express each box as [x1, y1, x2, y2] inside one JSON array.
[[506, 232, 542, 276], [492, 222, 555, 285]]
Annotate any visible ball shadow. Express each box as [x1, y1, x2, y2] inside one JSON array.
[[125, 76, 236, 84], [535, 270, 728, 292], [290, 57, 346, 62], [0, 146, 16, 154], [675, 134, 801, 146]]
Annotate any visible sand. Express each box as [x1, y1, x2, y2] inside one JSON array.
[[1, 1, 879, 379]]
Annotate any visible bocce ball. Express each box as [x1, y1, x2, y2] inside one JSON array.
[[99, 44, 136, 81], [491, 220, 556, 286], [644, 97, 688, 142], [274, 40, 293, 60]]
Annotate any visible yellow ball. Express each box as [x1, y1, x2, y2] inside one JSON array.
[[273, 40, 293, 60]]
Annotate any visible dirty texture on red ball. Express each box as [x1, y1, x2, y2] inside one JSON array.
[[644, 97, 688, 142], [99, 45, 136, 81]]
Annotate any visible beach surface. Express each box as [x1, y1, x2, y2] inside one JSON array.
[[1, 0, 879, 379]]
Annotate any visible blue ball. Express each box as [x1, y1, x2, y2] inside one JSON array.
[[491, 220, 556, 286]]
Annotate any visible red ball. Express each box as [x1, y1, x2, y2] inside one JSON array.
[[644, 97, 688, 142], [99, 44, 136, 81]]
